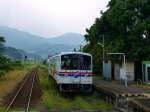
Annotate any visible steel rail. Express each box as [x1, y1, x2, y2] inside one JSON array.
[[5, 71, 36, 112], [5, 74, 30, 112], [26, 73, 36, 112]]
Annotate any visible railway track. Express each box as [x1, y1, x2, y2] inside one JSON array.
[[5, 69, 37, 112]]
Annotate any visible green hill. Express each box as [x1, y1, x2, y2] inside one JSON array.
[[0, 26, 84, 57]]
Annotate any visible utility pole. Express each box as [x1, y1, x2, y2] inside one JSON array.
[[102, 35, 104, 64], [80, 45, 82, 52], [98, 34, 105, 75]]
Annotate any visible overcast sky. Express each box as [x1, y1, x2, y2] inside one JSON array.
[[0, 0, 109, 38]]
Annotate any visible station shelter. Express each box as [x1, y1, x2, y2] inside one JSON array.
[[103, 60, 135, 82]]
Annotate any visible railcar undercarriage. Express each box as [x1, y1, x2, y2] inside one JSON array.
[[58, 84, 93, 92]]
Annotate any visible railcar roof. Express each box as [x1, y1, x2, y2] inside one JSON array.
[[49, 52, 92, 59], [60, 52, 91, 56]]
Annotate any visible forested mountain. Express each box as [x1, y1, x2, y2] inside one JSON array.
[[84, 0, 150, 73], [3, 46, 24, 60], [0, 26, 84, 57], [3, 46, 41, 60]]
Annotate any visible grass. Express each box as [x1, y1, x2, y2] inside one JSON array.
[[94, 74, 103, 80], [0, 61, 36, 105], [0, 70, 27, 99], [143, 83, 150, 86], [42, 91, 54, 110], [39, 65, 113, 112], [0, 107, 5, 112]]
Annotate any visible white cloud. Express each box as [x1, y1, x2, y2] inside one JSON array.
[[0, 0, 109, 37]]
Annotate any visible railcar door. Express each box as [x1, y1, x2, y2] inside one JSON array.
[[79, 55, 92, 85], [71, 55, 81, 84]]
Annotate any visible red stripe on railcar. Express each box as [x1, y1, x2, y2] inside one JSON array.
[[59, 72, 93, 75]]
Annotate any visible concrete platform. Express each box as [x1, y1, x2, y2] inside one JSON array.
[[94, 79, 150, 96], [94, 79, 150, 112]]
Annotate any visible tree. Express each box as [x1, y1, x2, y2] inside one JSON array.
[[83, 0, 150, 73], [0, 36, 5, 43], [0, 36, 6, 77], [0, 36, 5, 54]]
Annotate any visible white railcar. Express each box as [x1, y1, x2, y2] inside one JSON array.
[[48, 52, 93, 92]]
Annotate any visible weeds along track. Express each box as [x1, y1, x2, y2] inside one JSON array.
[[4, 68, 41, 112]]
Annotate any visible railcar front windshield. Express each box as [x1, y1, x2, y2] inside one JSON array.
[[61, 54, 91, 70]]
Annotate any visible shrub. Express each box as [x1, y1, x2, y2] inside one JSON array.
[[0, 70, 7, 78], [0, 56, 23, 76]]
